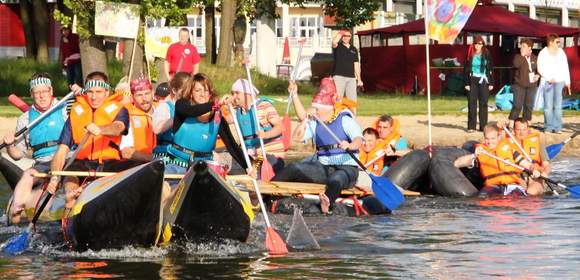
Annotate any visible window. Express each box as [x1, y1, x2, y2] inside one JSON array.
[[146, 18, 165, 28], [291, 16, 318, 38], [536, 8, 561, 25], [275, 19, 283, 37], [360, 35, 372, 48], [187, 15, 203, 38], [387, 35, 403, 46]]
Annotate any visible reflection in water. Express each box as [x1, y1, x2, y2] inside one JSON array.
[[0, 158, 578, 278]]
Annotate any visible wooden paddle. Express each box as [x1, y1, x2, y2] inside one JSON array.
[[3, 131, 89, 254], [311, 114, 404, 210], [229, 105, 287, 255], [0, 92, 74, 150], [282, 38, 306, 151], [547, 131, 578, 160], [477, 148, 580, 198], [242, 61, 275, 182]]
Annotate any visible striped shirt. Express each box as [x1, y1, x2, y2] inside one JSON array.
[[248, 101, 284, 156], [302, 114, 362, 166]]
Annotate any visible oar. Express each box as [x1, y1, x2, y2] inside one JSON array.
[[363, 150, 386, 169], [477, 148, 580, 198], [2, 132, 89, 254], [242, 61, 275, 182], [547, 131, 578, 160], [282, 38, 306, 151], [8, 94, 30, 112], [310, 114, 404, 210], [228, 105, 288, 255], [0, 91, 74, 150]]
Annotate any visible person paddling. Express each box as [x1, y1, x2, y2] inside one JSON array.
[[273, 80, 363, 214], [120, 77, 157, 162], [454, 123, 543, 196], [47, 72, 140, 210], [3, 73, 68, 224]]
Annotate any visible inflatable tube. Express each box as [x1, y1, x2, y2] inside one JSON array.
[[0, 155, 25, 190], [430, 147, 479, 197], [384, 149, 431, 192], [270, 195, 390, 217]]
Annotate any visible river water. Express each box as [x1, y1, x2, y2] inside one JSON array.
[[0, 158, 579, 279]]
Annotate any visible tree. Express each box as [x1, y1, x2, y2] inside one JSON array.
[[204, 1, 217, 64], [19, 0, 35, 58], [31, 0, 50, 63], [216, 0, 235, 66], [320, 0, 380, 28]]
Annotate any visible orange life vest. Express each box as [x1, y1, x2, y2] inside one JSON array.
[[510, 132, 543, 165], [126, 103, 156, 156], [476, 141, 523, 187], [70, 94, 124, 163], [373, 117, 402, 150], [359, 147, 385, 176]]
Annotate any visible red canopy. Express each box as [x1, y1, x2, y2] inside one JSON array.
[[358, 5, 580, 38]]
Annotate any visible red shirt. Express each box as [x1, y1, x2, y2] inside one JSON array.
[[165, 42, 201, 75], [60, 33, 81, 67]]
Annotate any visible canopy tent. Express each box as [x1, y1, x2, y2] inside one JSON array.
[[358, 4, 580, 94]]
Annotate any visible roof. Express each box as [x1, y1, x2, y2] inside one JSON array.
[[357, 5, 580, 38]]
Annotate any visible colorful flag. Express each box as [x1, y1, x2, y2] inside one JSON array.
[[427, 0, 478, 44]]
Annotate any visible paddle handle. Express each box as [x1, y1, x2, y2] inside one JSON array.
[[285, 40, 305, 115], [31, 193, 53, 225], [503, 126, 532, 163], [565, 131, 579, 144], [243, 63, 271, 167]]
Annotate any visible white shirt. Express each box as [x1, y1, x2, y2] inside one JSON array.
[[537, 47, 570, 85], [152, 101, 172, 134]]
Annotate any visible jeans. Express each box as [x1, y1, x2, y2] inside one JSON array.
[[66, 62, 83, 86], [467, 76, 490, 131], [509, 84, 537, 121], [333, 75, 357, 101], [543, 81, 564, 132]]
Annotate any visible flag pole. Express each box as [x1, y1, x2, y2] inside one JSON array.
[[423, 2, 433, 155]]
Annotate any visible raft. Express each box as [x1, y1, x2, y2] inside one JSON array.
[[159, 161, 254, 244], [384, 149, 431, 193], [0, 153, 28, 190], [429, 147, 481, 197], [64, 160, 165, 251]]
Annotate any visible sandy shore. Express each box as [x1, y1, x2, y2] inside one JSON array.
[[1, 114, 578, 156]]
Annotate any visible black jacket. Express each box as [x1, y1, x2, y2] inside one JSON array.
[[463, 51, 494, 86]]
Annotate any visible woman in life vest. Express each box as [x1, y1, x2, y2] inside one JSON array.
[[120, 77, 156, 162], [152, 72, 190, 162], [454, 124, 542, 196], [164, 73, 247, 176], [3, 72, 68, 224]]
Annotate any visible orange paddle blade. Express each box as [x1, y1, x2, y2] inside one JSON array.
[[260, 160, 275, 182], [265, 226, 288, 255], [282, 114, 292, 151]]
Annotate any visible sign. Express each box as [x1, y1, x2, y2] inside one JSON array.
[[94, 1, 140, 39], [145, 27, 179, 58]]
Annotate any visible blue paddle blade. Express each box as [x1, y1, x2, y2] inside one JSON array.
[[566, 185, 580, 198], [546, 143, 562, 160], [369, 174, 404, 210], [3, 230, 30, 255]]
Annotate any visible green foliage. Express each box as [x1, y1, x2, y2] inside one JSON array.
[[320, 0, 381, 28]]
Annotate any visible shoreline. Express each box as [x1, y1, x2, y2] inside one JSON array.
[[1, 114, 578, 156]]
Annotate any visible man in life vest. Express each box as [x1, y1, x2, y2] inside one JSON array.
[[454, 124, 541, 196], [359, 127, 385, 176], [229, 78, 285, 173], [510, 118, 551, 195], [3, 73, 67, 224], [119, 77, 156, 162], [47, 72, 139, 209], [273, 80, 363, 214], [374, 115, 410, 167]]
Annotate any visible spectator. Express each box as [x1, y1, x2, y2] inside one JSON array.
[[60, 26, 82, 88], [508, 38, 539, 129], [537, 33, 571, 134], [164, 28, 201, 80], [332, 29, 363, 103], [464, 35, 494, 132]]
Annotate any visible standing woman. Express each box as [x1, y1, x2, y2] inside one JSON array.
[[464, 35, 494, 132], [508, 38, 539, 129], [537, 33, 571, 134]]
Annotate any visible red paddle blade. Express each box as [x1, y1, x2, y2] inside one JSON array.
[[265, 226, 288, 255], [282, 115, 292, 151], [261, 160, 275, 182]]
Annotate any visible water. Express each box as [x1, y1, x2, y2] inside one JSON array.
[[0, 158, 579, 279]]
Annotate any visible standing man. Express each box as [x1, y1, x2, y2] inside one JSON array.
[[3, 73, 67, 224], [508, 39, 539, 129], [332, 29, 363, 103], [164, 28, 201, 80], [120, 77, 156, 162], [60, 26, 82, 88]]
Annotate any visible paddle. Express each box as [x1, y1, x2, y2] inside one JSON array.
[[310, 114, 404, 210], [228, 105, 288, 255], [0, 91, 74, 150], [477, 148, 580, 198], [8, 94, 30, 112], [2, 132, 89, 254], [547, 131, 578, 160], [282, 38, 306, 151], [242, 61, 275, 182]]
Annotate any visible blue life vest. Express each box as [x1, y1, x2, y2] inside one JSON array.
[[28, 103, 66, 159], [315, 112, 352, 157], [153, 101, 175, 155], [167, 112, 220, 162], [237, 100, 273, 148]]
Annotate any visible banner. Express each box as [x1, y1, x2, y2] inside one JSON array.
[[94, 1, 140, 39], [145, 27, 179, 58], [427, 0, 478, 44]]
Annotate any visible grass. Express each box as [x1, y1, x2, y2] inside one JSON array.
[[0, 58, 579, 117]]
